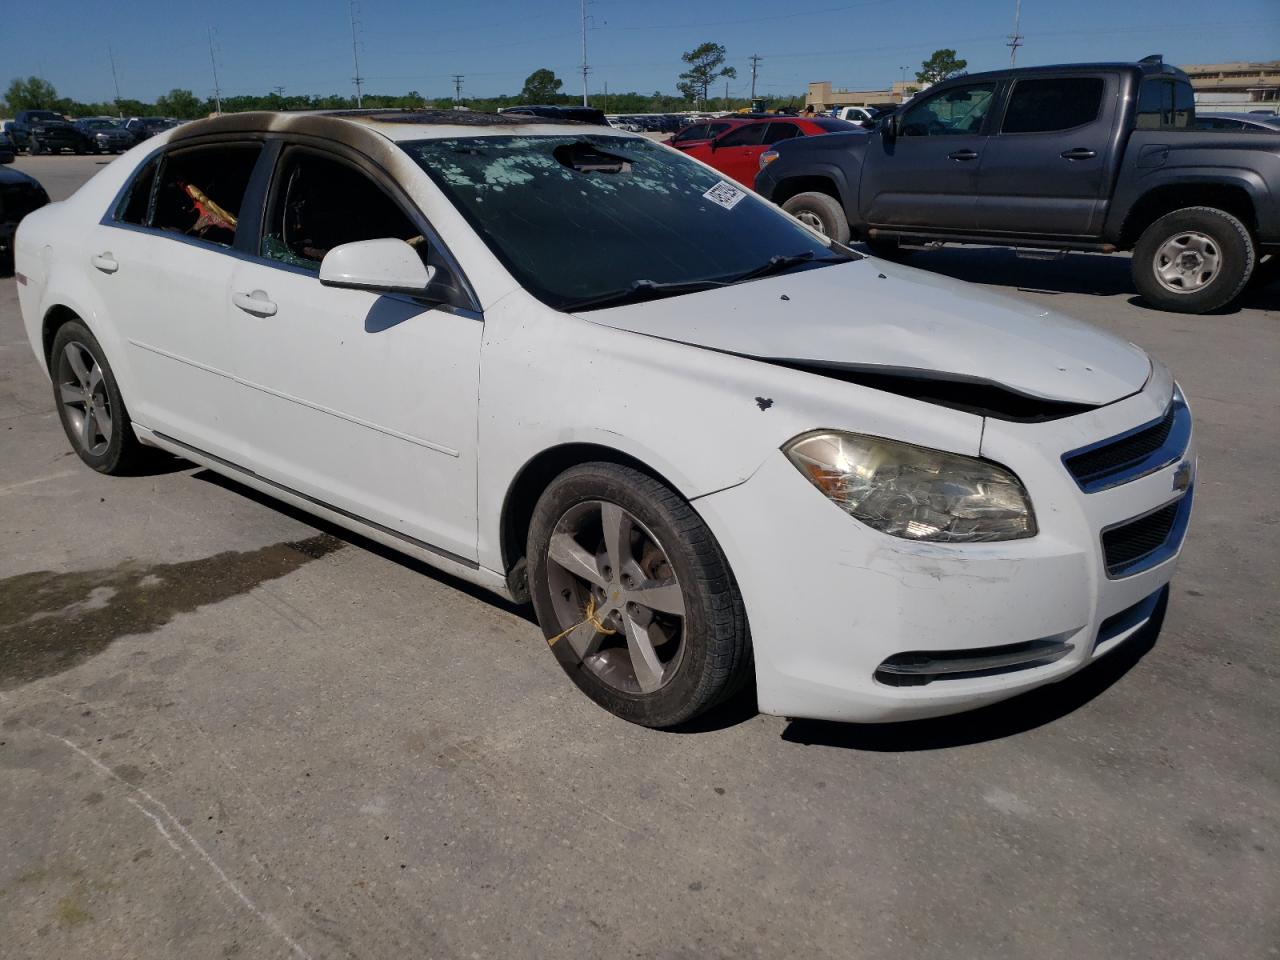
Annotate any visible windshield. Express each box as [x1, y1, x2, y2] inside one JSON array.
[[83, 119, 119, 129], [405, 134, 853, 310]]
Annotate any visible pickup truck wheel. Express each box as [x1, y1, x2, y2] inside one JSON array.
[[1132, 207, 1255, 313], [782, 192, 850, 244], [528, 462, 751, 728]]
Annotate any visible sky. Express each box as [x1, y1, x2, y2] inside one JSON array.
[[2, 0, 1278, 104]]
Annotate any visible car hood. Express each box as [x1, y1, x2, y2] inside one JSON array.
[[575, 259, 1151, 408], [0, 166, 41, 187]]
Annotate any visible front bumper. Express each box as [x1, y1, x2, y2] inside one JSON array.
[[694, 375, 1194, 723]]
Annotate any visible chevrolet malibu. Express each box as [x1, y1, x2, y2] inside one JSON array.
[[13, 110, 1195, 728]]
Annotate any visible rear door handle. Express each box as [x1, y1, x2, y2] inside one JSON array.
[[1060, 148, 1098, 160], [232, 290, 277, 317], [90, 253, 118, 274], [947, 149, 979, 161]]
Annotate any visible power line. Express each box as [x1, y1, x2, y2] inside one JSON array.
[[348, 0, 365, 107]]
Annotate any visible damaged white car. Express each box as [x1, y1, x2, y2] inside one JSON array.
[[14, 110, 1195, 727]]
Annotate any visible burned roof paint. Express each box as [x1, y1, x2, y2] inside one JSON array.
[[321, 108, 583, 127]]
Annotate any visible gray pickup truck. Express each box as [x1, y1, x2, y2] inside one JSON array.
[[755, 57, 1280, 313]]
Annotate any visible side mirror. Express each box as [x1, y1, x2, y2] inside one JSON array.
[[319, 238, 437, 296], [882, 113, 900, 141]]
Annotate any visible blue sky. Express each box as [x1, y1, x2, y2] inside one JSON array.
[[3, 0, 1278, 103]]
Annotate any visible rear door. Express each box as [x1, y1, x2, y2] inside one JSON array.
[[225, 143, 482, 564], [859, 80, 1000, 229], [975, 74, 1116, 236], [700, 123, 769, 186]]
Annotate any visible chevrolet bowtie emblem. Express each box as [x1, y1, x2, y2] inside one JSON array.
[[1172, 460, 1193, 492]]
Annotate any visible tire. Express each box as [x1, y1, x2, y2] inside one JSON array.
[[49, 320, 148, 475], [28, 137, 42, 156], [1131, 206, 1255, 313], [527, 462, 751, 728], [781, 191, 851, 244]]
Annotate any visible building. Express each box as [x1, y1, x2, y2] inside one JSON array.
[[1182, 61, 1280, 112], [806, 80, 921, 111]]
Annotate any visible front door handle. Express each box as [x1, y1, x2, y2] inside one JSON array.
[[232, 290, 277, 317], [90, 253, 118, 274], [947, 149, 979, 161], [1061, 148, 1098, 160]]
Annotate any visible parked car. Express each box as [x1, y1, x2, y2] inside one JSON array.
[[1, 166, 49, 272], [74, 117, 135, 154], [122, 116, 178, 142], [12, 109, 91, 154], [0, 133, 14, 165], [834, 105, 881, 127], [664, 116, 756, 151], [1, 121, 17, 157], [14, 109, 1194, 728], [756, 57, 1280, 313], [1192, 112, 1280, 133], [497, 105, 607, 125], [682, 116, 861, 186]]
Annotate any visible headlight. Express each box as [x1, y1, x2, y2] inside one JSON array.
[[759, 150, 779, 170], [784, 431, 1036, 543]]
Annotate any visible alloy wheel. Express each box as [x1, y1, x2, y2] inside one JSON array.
[[1154, 230, 1220, 293], [544, 499, 687, 694], [56, 341, 113, 457]]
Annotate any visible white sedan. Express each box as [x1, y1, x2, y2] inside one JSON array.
[[13, 110, 1195, 727]]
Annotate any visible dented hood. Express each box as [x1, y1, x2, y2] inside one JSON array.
[[577, 259, 1151, 408]]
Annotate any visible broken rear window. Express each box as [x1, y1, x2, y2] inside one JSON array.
[[404, 135, 845, 310]]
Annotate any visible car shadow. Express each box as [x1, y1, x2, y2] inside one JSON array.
[[780, 590, 1167, 752], [192, 469, 538, 624]]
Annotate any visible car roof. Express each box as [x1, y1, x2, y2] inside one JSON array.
[[169, 108, 628, 147], [937, 59, 1187, 85]]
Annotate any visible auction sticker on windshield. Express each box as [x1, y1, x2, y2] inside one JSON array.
[[703, 180, 745, 211]]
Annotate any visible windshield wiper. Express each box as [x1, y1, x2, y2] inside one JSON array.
[[724, 250, 849, 283], [560, 278, 727, 312]]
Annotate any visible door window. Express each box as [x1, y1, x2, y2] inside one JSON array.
[[764, 122, 802, 144], [150, 143, 263, 247], [1136, 79, 1195, 130], [900, 82, 998, 136], [1001, 77, 1105, 133], [116, 156, 159, 225], [717, 124, 769, 147], [674, 124, 708, 143], [262, 148, 425, 270]]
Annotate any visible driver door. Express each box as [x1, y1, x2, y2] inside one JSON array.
[[859, 80, 1001, 230], [226, 144, 482, 564]]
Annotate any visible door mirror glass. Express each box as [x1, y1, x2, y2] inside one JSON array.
[[319, 238, 437, 295]]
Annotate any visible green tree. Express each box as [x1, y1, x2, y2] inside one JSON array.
[[677, 43, 736, 106], [5, 76, 60, 112], [521, 68, 563, 103], [916, 49, 967, 86], [155, 88, 207, 119]]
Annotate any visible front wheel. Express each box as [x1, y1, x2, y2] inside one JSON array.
[[50, 320, 148, 474], [527, 462, 751, 728], [781, 191, 851, 244], [1131, 206, 1255, 313]]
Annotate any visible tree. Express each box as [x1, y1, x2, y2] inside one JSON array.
[[677, 42, 736, 106], [916, 49, 967, 86], [5, 76, 60, 112], [155, 88, 207, 119], [521, 68, 563, 103]]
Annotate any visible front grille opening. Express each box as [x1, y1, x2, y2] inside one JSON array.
[[1102, 500, 1179, 576], [875, 637, 1074, 687], [1066, 409, 1174, 486], [1094, 588, 1165, 652]]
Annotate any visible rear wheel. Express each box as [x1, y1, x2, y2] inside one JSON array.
[[781, 191, 850, 244], [528, 463, 751, 728], [1131, 206, 1255, 313], [50, 321, 147, 474]]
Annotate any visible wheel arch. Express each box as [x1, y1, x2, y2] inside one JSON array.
[[1117, 179, 1261, 248], [41, 303, 83, 367], [498, 442, 690, 602], [771, 173, 844, 208]]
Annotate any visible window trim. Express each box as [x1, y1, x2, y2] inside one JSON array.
[[996, 75, 1107, 136], [899, 80, 1002, 138]]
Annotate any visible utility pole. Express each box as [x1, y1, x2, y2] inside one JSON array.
[[108, 45, 123, 118], [1007, 0, 1024, 66], [273, 85, 285, 97], [580, 0, 590, 106], [348, 0, 365, 107], [451, 74, 464, 105], [207, 27, 222, 115], [724, 80, 729, 112], [603, 80, 608, 113], [749, 54, 761, 100]]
